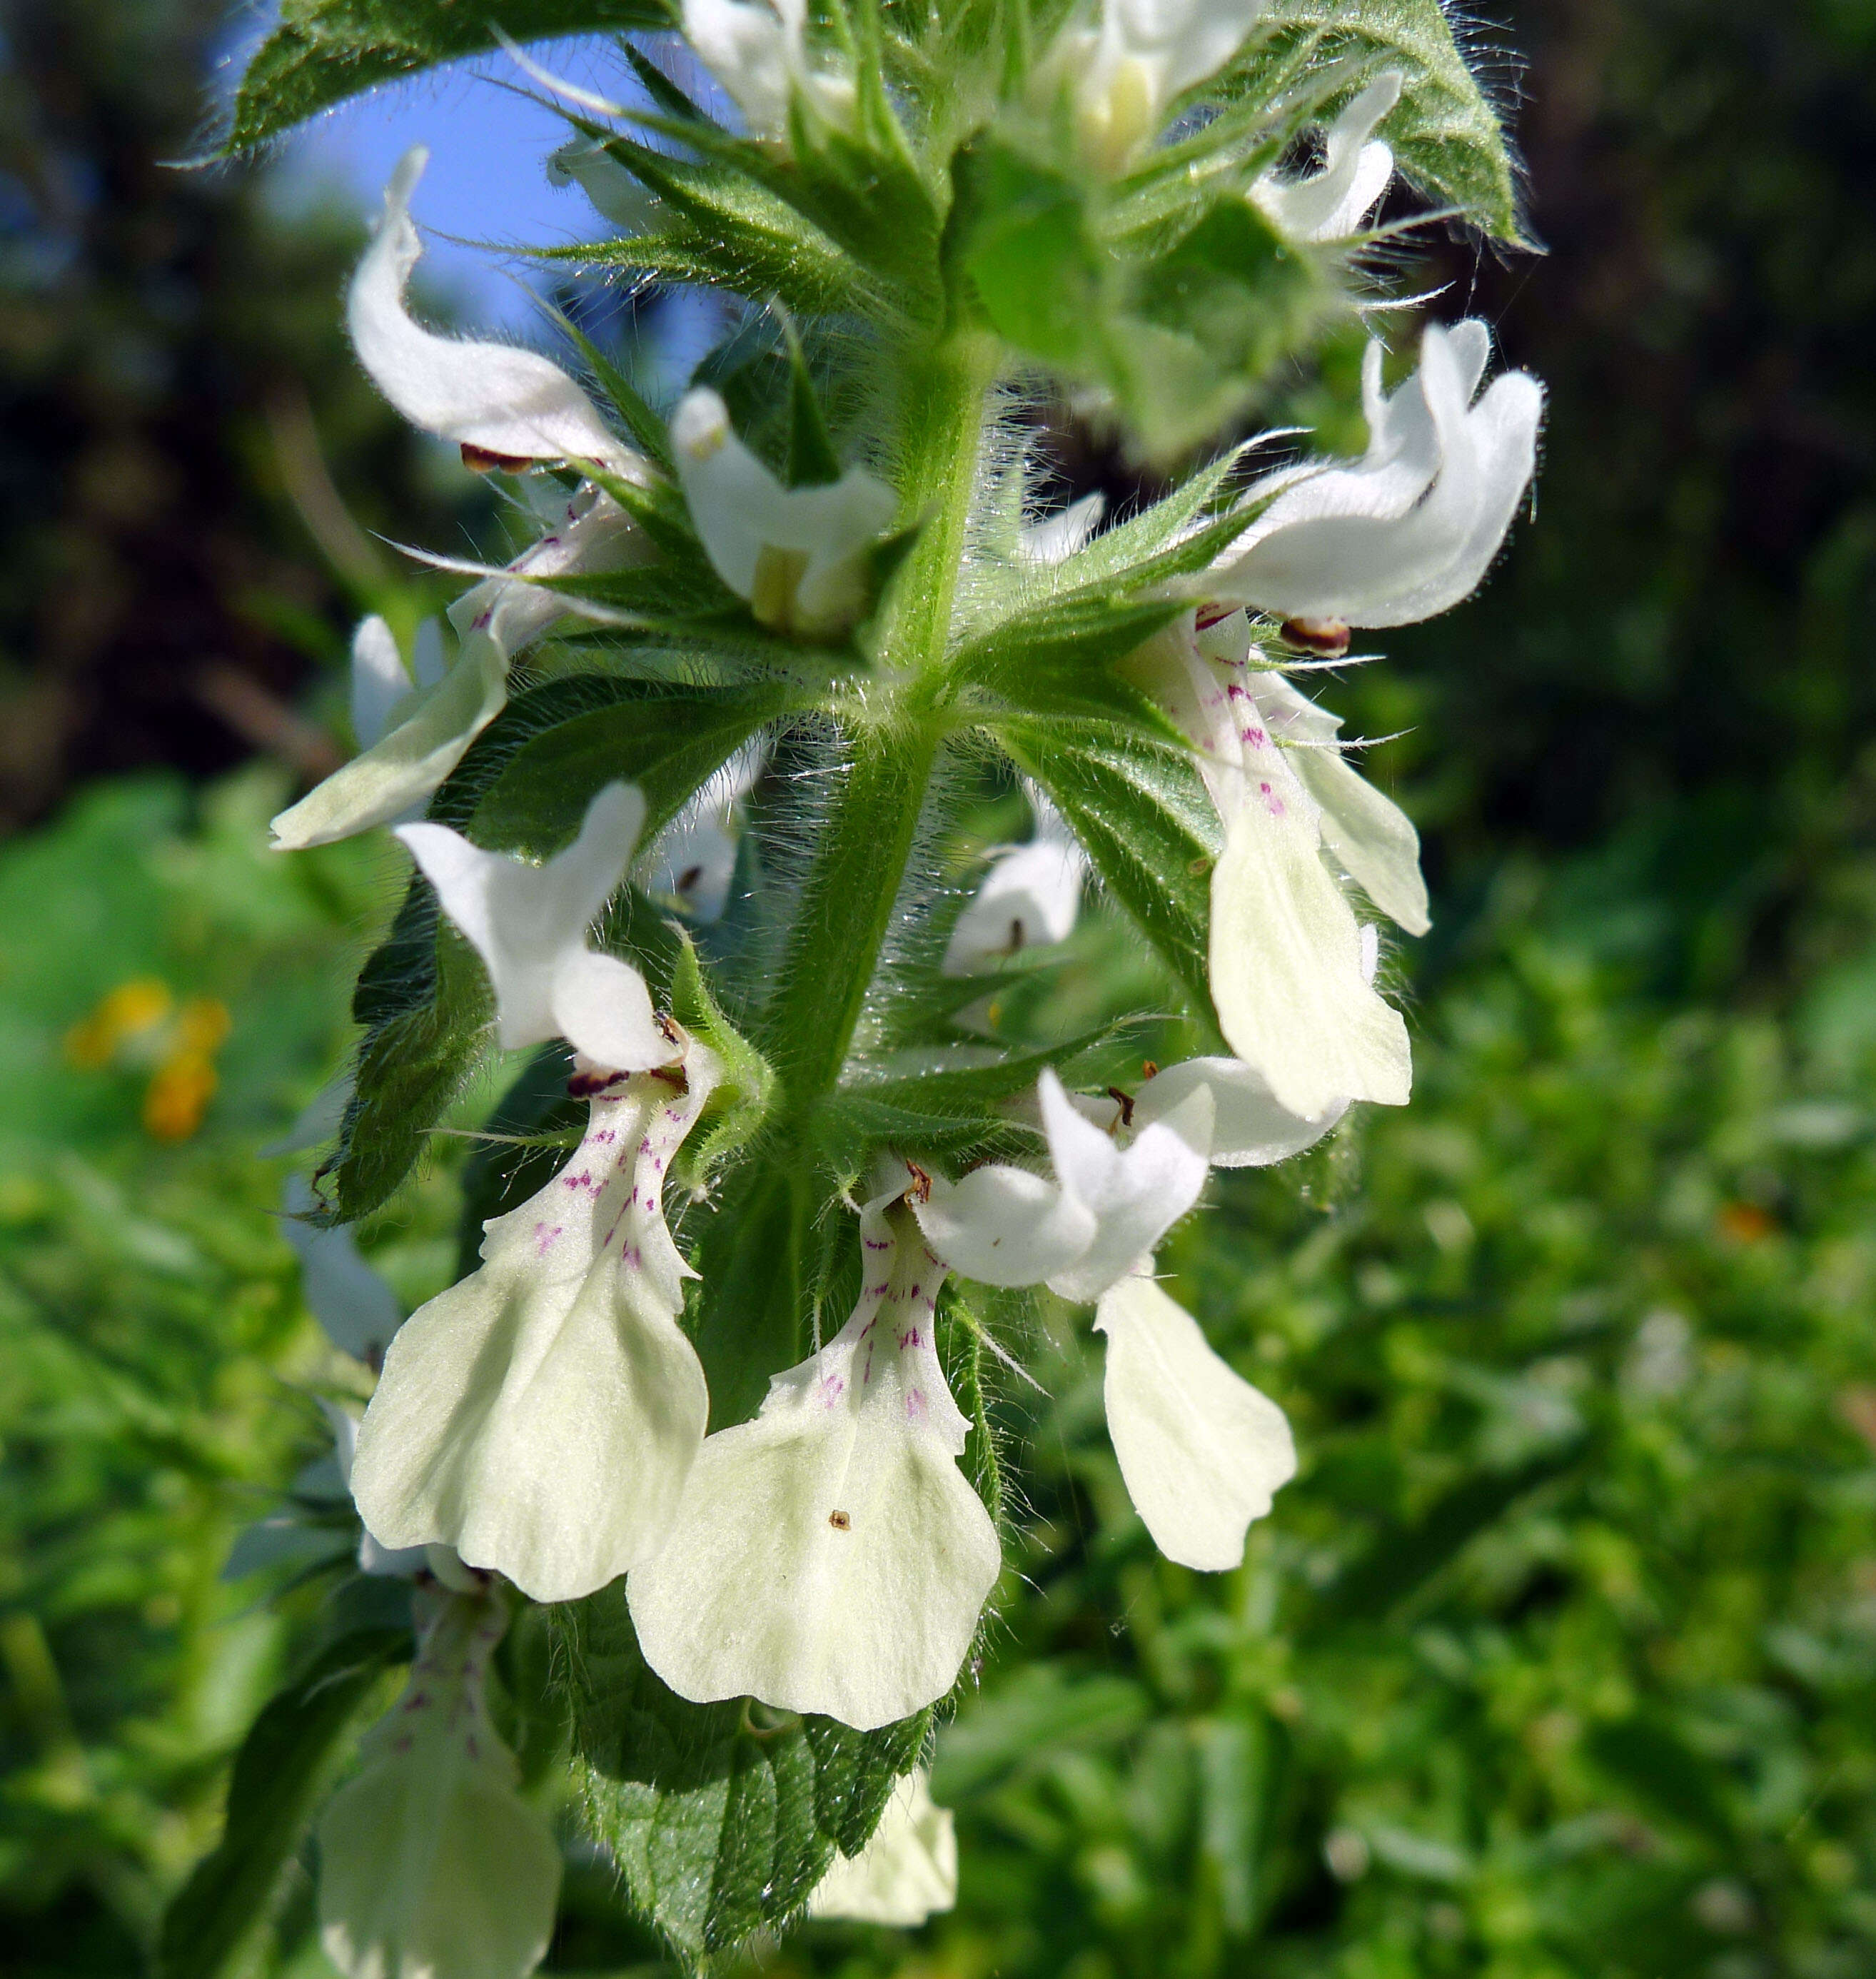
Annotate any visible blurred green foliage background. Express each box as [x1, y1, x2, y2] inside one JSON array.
[[3, 1, 1876, 1977]]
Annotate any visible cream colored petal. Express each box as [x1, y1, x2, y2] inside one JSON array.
[[318, 1591, 560, 1979], [1210, 794, 1411, 1118], [270, 630, 508, 851], [914, 1162, 1096, 1289], [630, 1200, 999, 1731], [1130, 1055, 1346, 1167], [1094, 1274, 1296, 1571], [351, 1058, 717, 1601], [809, 1770, 958, 1925], [1290, 741, 1430, 936], [350, 615, 413, 752]]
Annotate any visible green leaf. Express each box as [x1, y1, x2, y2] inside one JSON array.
[[994, 716, 1222, 1022], [221, 0, 670, 154], [818, 1025, 1134, 1159], [320, 678, 791, 1224], [1247, 1, 1529, 246], [156, 1626, 411, 1979], [560, 1585, 929, 1968], [950, 592, 1191, 732]]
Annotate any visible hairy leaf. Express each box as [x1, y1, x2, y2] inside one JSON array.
[[222, 0, 669, 153], [1248, 0, 1528, 246], [560, 1586, 929, 1968], [994, 716, 1221, 1022]]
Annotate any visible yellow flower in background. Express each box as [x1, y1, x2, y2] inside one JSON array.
[[64, 979, 173, 1069], [66, 980, 232, 1142]]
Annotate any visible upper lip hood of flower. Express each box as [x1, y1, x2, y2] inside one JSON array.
[[914, 1067, 1211, 1304], [396, 781, 681, 1074], [943, 792, 1089, 975], [1210, 319, 1543, 628], [350, 147, 645, 477]]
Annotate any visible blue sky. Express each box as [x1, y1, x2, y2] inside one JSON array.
[[256, 34, 654, 326]]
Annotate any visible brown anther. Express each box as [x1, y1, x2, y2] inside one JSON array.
[[904, 1159, 933, 1206], [1107, 1085, 1136, 1129], [827, 1510, 852, 1531], [655, 1012, 687, 1047], [1141, 1059, 1160, 1080], [1279, 615, 1351, 658], [460, 443, 540, 475], [568, 1067, 630, 1098], [678, 865, 705, 893], [1007, 917, 1025, 955], [1188, 855, 1211, 877]]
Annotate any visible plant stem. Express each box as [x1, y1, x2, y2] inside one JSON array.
[[763, 334, 995, 1115]]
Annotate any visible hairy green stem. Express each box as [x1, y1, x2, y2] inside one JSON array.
[[763, 335, 996, 1117]]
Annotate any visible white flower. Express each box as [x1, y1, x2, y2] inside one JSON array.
[[645, 743, 765, 922], [321, 1402, 446, 1581], [351, 615, 445, 752], [280, 1175, 402, 1366], [1094, 1267, 1295, 1569], [351, 147, 640, 475], [269, 486, 642, 853], [913, 1067, 1211, 1304], [628, 1188, 999, 1731], [350, 1047, 719, 1601], [1211, 320, 1543, 628], [1051, 0, 1269, 171], [396, 781, 680, 1074], [548, 138, 662, 233], [943, 792, 1088, 974], [681, 0, 854, 144], [1129, 1052, 1348, 1166], [318, 1586, 561, 1979], [808, 1770, 958, 1925], [445, 481, 645, 654], [1251, 71, 1401, 242], [670, 388, 897, 638], [1128, 613, 1412, 1119], [271, 619, 510, 852]]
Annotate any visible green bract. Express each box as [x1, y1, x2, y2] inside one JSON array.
[[186, 0, 1543, 1972]]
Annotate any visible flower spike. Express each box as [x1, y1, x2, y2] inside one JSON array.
[[670, 388, 898, 639], [397, 782, 678, 1074], [628, 1187, 1000, 1731], [350, 148, 642, 475], [349, 1047, 719, 1601]]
